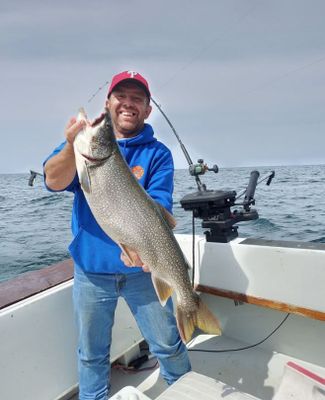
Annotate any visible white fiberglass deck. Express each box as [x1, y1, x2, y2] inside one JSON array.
[[80, 331, 325, 400], [2, 235, 324, 400], [67, 296, 325, 400]]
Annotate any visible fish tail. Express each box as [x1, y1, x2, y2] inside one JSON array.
[[176, 298, 222, 343]]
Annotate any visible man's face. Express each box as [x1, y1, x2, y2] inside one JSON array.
[[106, 82, 152, 138]]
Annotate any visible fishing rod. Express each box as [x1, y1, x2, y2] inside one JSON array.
[[150, 97, 193, 166], [150, 97, 219, 192], [87, 81, 219, 192], [85, 80, 275, 243], [149, 95, 275, 242]]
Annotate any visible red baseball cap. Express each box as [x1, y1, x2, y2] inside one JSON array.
[[107, 71, 151, 99]]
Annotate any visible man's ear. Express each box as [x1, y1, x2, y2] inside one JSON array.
[[145, 104, 152, 119], [105, 99, 111, 111]]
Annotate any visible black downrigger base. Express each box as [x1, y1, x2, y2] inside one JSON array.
[[180, 164, 274, 243], [180, 189, 258, 243]]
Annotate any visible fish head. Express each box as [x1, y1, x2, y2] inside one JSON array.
[[73, 108, 116, 193], [74, 108, 115, 164]]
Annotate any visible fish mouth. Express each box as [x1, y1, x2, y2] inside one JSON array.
[[81, 154, 109, 163], [91, 112, 106, 127]]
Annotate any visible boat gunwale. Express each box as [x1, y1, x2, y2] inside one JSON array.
[[196, 284, 325, 321], [0, 259, 73, 310]]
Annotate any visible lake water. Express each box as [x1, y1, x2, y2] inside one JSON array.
[[1, 165, 324, 282]]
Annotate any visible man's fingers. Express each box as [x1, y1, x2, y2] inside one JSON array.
[[142, 265, 150, 273], [66, 117, 77, 128], [120, 251, 149, 272], [121, 253, 132, 266], [65, 118, 86, 144]]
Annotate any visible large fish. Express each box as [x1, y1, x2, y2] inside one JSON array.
[[73, 108, 221, 342]]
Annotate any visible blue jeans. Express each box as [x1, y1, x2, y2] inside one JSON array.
[[73, 267, 191, 400]]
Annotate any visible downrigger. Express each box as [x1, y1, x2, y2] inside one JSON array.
[[180, 159, 274, 243], [150, 97, 275, 243]]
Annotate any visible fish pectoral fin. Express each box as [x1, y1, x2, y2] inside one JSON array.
[[151, 275, 173, 307], [119, 244, 140, 265], [176, 298, 222, 343], [156, 203, 177, 229], [79, 160, 91, 193]]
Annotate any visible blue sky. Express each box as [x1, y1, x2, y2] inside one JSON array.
[[1, 0, 325, 173]]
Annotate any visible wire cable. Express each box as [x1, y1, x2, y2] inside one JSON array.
[[188, 313, 290, 353], [191, 212, 196, 287]]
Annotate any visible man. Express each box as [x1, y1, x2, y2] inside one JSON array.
[[44, 71, 191, 400]]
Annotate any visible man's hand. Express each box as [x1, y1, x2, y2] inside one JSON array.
[[44, 116, 87, 191], [65, 117, 86, 145], [120, 250, 150, 273]]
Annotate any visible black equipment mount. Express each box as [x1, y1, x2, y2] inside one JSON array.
[[180, 165, 274, 243], [181, 189, 258, 243]]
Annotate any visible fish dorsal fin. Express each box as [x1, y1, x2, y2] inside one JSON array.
[[151, 274, 173, 306], [77, 107, 87, 121], [156, 203, 177, 229], [78, 159, 91, 194]]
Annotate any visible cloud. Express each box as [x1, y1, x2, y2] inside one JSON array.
[[1, 0, 325, 172]]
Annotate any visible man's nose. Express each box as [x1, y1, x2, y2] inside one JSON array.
[[122, 96, 134, 107]]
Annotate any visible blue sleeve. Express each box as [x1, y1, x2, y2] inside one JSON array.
[[43, 141, 79, 193], [146, 147, 174, 213]]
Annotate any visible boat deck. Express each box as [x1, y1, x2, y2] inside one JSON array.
[[67, 332, 325, 400], [2, 237, 325, 400]]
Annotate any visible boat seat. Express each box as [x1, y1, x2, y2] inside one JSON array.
[[273, 361, 325, 399], [109, 385, 152, 399], [110, 362, 325, 400], [155, 371, 261, 400], [109, 371, 261, 399]]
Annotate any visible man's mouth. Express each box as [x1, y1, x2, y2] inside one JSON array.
[[120, 111, 136, 117]]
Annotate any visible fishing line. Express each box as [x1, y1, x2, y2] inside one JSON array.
[[188, 313, 290, 353], [87, 82, 194, 165], [156, 3, 256, 92], [87, 82, 205, 190], [87, 81, 109, 103], [245, 55, 325, 96]]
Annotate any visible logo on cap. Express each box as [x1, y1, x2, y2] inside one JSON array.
[[107, 70, 151, 98], [127, 71, 138, 78]]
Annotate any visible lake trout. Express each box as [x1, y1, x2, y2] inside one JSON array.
[[73, 108, 221, 342]]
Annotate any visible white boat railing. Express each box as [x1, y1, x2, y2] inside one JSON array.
[[1, 234, 325, 400]]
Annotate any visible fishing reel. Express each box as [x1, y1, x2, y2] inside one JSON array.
[[181, 165, 275, 243], [189, 159, 219, 176], [188, 159, 219, 192]]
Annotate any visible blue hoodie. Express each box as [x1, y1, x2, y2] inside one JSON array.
[[44, 123, 174, 274]]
